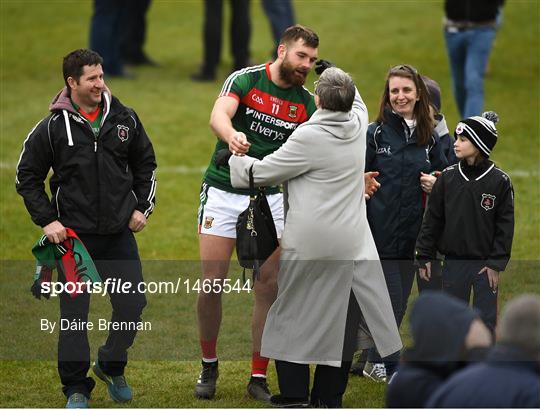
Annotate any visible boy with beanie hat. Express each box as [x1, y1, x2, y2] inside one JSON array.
[[415, 111, 514, 333]]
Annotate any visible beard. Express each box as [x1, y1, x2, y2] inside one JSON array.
[[279, 56, 309, 87]]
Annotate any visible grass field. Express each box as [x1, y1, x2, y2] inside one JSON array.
[[0, 0, 539, 407]]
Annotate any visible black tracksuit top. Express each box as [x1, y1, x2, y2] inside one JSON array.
[[16, 88, 157, 235], [415, 159, 514, 272]]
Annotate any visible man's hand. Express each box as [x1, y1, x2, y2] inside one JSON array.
[[418, 262, 432, 281], [364, 171, 380, 200], [227, 131, 250, 156], [43, 220, 67, 244], [420, 172, 438, 194], [315, 59, 335, 75], [129, 210, 147, 233], [478, 266, 499, 292]]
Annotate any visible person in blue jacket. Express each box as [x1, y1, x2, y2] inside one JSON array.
[[427, 294, 540, 408], [362, 64, 448, 382]]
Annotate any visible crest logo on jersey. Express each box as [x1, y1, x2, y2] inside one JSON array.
[[204, 216, 214, 229], [288, 105, 298, 118], [481, 194, 496, 211], [117, 125, 129, 142]]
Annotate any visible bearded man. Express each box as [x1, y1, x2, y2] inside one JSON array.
[[194, 25, 319, 402]]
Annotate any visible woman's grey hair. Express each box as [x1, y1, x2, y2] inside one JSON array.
[[498, 294, 540, 356], [315, 67, 355, 112]]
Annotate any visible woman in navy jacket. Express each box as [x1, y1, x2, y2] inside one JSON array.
[[362, 65, 448, 381]]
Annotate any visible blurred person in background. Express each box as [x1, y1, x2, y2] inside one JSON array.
[[120, 0, 158, 66], [444, 0, 505, 117], [361, 64, 448, 383], [427, 294, 540, 408], [261, 0, 295, 59], [191, 0, 251, 82], [386, 291, 492, 408], [90, 0, 131, 78]]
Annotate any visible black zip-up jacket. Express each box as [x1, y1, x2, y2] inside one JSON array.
[[16, 88, 157, 234], [415, 159, 514, 272], [365, 110, 448, 259], [445, 0, 505, 23]]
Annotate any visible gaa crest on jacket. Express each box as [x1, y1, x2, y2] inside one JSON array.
[[117, 125, 129, 142], [481, 193, 496, 211]]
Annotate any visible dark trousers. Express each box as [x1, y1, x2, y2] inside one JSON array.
[[120, 0, 152, 63], [367, 260, 414, 374], [275, 291, 361, 408], [261, 0, 294, 50], [200, 0, 251, 75], [442, 259, 497, 332], [58, 229, 147, 398], [90, 0, 128, 76]]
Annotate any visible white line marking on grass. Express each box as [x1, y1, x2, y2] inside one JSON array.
[[1, 161, 206, 175], [1, 161, 538, 177]]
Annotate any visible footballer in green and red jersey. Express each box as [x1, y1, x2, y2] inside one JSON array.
[[203, 62, 317, 195]]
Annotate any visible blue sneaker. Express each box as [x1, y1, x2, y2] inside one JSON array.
[[92, 361, 132, 403], [66, 393, 88, 408]]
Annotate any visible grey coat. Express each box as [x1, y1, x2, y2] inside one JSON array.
[[229, 90, 402, 365]]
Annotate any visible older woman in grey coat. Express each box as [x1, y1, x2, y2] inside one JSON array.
[[228, 67, 402, 407]]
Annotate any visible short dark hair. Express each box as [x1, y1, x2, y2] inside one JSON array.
[[315, 67, 355, 112], [279, 24, 319, 48], [63, 49, 103, 88]]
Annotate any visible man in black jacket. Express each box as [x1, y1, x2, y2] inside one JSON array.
[[16, 49, 157, 408]]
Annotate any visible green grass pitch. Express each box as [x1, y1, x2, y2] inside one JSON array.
[[0, 0, 538, 407]]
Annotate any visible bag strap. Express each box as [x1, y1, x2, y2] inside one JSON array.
[[241, 267, 256, 289], [248, 164, 255, 199]]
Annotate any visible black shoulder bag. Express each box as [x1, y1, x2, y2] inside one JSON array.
[[236, 165, 279, 284]]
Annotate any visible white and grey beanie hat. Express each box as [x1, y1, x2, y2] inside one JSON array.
[[454, 111, 499, 158]]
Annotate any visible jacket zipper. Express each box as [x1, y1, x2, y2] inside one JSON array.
[[94, 128, 101, 232], [78, 113, 101, 230], [55, 187, 61, 218]]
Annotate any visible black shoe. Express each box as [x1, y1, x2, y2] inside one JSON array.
[[106, 70, 136, 80], [125, 54, 159, 67], [247, 376, 271, 402], [350, 350, 368, 376], [194, 360, 219, 399], [270, 394, 310, 408], [191, 70, 215, 82]]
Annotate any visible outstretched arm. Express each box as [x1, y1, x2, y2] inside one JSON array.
[[210, 96, 251, 155]]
